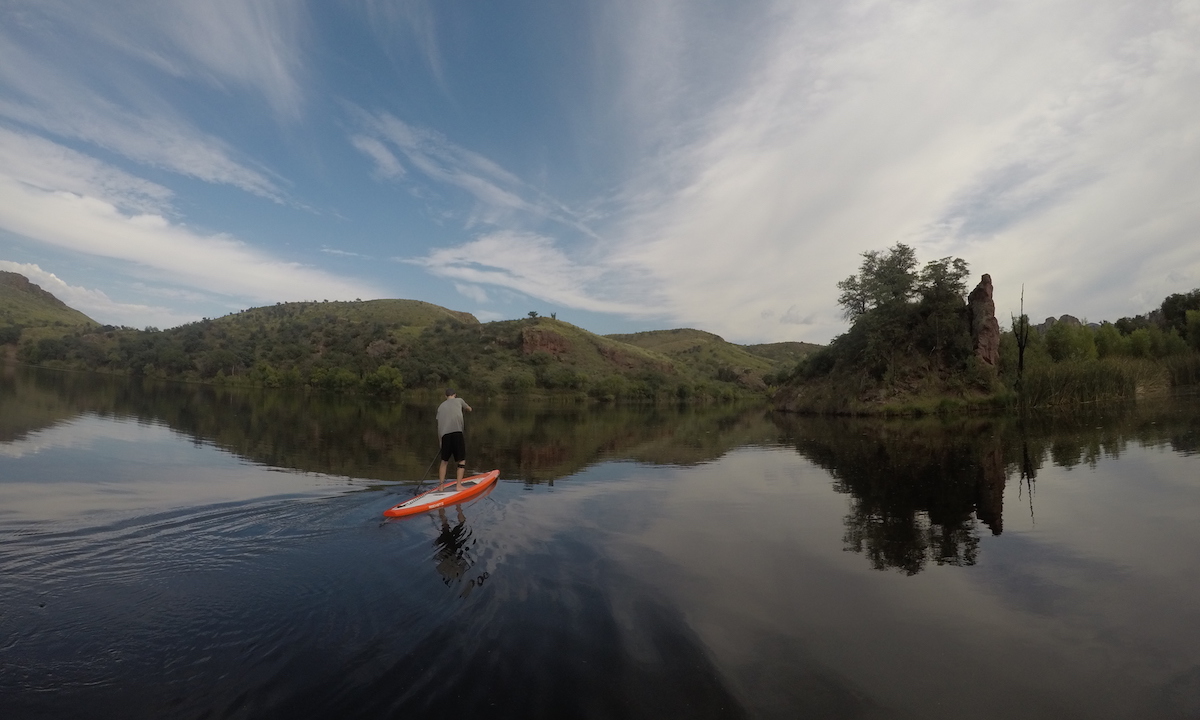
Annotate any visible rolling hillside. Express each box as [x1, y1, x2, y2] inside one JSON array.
[[3, 273, 817, 400], [0, 271, 97, 330], [0, 272, 97, 354], [742, 341, 822, 365], [605, 328, 802, 388]]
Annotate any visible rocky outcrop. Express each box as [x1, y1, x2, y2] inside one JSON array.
[[967, 274, 1000, 367], [520, 326, 574, 358], [1035, 314, 1083, 334]]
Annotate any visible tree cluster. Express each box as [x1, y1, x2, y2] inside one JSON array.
[[801, 244, 975, 383]]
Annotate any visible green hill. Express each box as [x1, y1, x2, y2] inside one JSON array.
[[0, 271, 97, 354], [5, 273, 812, 401], [605, 328, 783, 390], [0, 271, 97, 328], [742, 341, 822, 365]]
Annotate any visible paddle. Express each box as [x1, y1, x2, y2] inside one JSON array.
[[411, 451, 442, 496]]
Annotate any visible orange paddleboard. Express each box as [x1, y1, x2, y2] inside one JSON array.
[[383, 470, 500, 518]]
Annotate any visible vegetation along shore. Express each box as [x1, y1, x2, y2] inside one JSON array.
[[772, 244, 1200, 414], [0, 271, 816, 403], [3, 264, 1198, 412]]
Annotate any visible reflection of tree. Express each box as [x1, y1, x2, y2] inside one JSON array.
[[1, 365, 781, 486], [0, 364, 82, 442], [775, 402, 1200, 574], [778, 417, 1013, 575]]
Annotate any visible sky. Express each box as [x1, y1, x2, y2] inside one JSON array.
[[1, 0, 1198, 344]]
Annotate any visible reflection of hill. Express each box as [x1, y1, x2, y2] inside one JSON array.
[[773, 394, 1200, 574], [0, 364, 108, 442], [1, 365, 781, 484]]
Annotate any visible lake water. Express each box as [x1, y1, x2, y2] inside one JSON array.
[[3, 365, 1200, 719]]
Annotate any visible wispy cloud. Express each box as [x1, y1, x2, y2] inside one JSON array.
[[352, 110, 596, 235], [350, 135, 405, 180], [358, 0, 446, 88], [321, 246, 369, 258], [362, 1, 1200, 343], [405, 232, 655, 316], [9, 0, 308, 118], [0, 1, 302, 199], [0, 136, 382, 314], [0, 126, 173, 214], [453, 282, 490, 304], [356, 112, 535, 224], [596, 0, 1200, 342]]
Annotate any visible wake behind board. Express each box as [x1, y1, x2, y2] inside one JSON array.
[[383, 469, 500, 518]]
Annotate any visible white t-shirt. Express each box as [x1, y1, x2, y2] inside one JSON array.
[[436, 397, 468, 438]]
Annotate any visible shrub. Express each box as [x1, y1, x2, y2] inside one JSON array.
[[364, 365, 404, 396], [0, 325, 21, 345], [501, 370, 536, 392], [1093, 323, 1126, 358], [1045, 322, 1096, 363]]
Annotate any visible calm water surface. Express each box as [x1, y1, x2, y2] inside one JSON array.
[[2, 366, 1200, 719]]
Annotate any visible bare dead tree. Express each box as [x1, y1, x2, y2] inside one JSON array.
[[1010, 284, 1031, 389]]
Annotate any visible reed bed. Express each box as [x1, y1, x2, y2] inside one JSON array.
[[1018, 358, 1168, 407], [1165, 354, 1200, 387]]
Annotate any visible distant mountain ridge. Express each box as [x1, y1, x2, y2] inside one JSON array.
[[0, 272, 818, 399]]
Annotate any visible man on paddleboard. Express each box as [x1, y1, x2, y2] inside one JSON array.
[[436, 388, 473, 490]]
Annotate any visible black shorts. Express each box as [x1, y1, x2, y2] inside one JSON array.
[[440, 431, 466, 462]]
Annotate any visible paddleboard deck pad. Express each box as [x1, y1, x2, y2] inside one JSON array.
[[383, 469, 500, 518]]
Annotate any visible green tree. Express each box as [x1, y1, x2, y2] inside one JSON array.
[[836, 243, 919, 319], [1187, 310, 1200, 351], [1129, 328, 1152, 358], [1045, 322, 1096, 362], [916, 257, 970, 302], [364, 365, 404, 395], [1160, 290, 1200, 334], [1093, 322, 1126, 358]]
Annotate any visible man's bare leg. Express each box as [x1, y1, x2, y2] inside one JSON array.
[[456, 461, 466, 491], [439, 460, 448, 484]]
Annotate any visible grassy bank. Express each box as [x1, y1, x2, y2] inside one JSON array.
[[774, 355, 1200, 416]]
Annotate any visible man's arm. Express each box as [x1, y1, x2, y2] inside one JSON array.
[[462, 399, 472, 412]]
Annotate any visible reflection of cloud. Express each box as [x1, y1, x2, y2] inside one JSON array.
[[0, 414, 350, 523], [0, 414, 157, 459]]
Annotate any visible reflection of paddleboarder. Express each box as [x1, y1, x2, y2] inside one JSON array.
[[436, 388, 472, 490], [433, 506, 472, 584], [430, 506, 490, 594]]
